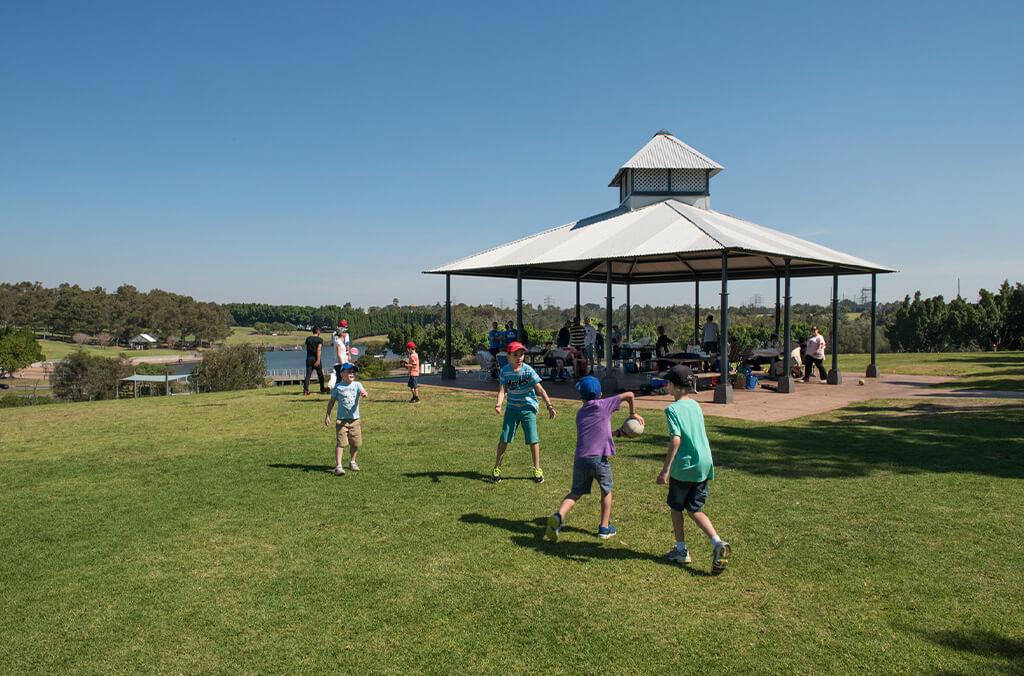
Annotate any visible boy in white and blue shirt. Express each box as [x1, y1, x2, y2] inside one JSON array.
[[491, 341, 557, 484], [324, 363, 368, 476]]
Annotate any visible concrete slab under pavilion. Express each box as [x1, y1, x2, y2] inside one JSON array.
[[380, 373, 1023, 423]]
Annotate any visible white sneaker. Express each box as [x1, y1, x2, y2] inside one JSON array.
[[711, 540, 731, 575], [333, 465, 346, 476], [348, 461, 360, 471], [666, 547, 692, 564]]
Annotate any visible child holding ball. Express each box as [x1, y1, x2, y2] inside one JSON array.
[[544, 376, 644, 541]]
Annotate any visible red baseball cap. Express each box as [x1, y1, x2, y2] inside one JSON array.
[[505, 341, 526, 354], [338, 320, 348, 328], [406, 341, 416, 349]]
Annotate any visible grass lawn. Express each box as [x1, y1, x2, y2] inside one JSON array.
[[840, 351, 1024, 391], [36, 339, 186, 361], [1, 382, 1022, 672]]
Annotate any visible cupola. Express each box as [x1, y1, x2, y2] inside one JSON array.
[[608, 130, 723, 211]]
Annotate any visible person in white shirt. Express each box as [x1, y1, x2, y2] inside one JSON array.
[[334, 319, 351, 365], [701, 315, 720, 354], [802, 326, 828, 382]]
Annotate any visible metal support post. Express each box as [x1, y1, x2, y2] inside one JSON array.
[[443, 274, 456, 379], [602, 262, 616, 393], [575, 280, 581, 322], [774, 275, 781, 338], [778, 260, 795, 393], [866, 272, 880, 377], [516, 268, 524, 341], [694, 281, 700, 345], [827, 272, 843, 384], [714, 252, 733, 404], [625, 282, 631, 339]]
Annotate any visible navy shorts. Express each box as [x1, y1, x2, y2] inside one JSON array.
[[667, 478, 709, 513], [570, 456, 613, 496], [407, 376, 418, 389]]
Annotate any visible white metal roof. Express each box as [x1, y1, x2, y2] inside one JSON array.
[[131, 333, 158, 343], [121, 374, 190, 382], [426, 199, 895, 284], [609, 131, 724, 187]]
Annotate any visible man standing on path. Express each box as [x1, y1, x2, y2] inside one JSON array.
[[802, 326, 828, 382], [304, 326, 328, 395]]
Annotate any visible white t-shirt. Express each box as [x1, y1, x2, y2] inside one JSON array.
[[334, 330, 350, 363], [702, 322, 719, 343], [584, 324, 596, 347], [806, 334, 826, 360]]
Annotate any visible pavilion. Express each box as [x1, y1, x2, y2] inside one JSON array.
[[424, 131, 895, 403]]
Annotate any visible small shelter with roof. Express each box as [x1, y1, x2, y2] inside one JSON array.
[[129, 333, 158, 350], [425, 131, 895, 403]]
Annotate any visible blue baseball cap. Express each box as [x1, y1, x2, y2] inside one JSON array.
[[339, 363, 358, 372], [575, 375, 602, 401]]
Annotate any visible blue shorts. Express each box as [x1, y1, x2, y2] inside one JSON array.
[[667, 478, 709, 513], [570, 456, 613, 496], [408, 376, 418, 389], [499, 408, 539, 445]]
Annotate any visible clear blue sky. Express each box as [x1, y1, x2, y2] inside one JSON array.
[[2, 1, 1021, 309]]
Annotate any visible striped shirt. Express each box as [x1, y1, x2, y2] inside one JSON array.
[[569, 324, 586, 349]]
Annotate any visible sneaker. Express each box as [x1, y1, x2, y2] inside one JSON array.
[[597, 524, 617, 539], [532, 467, 545, 484], [666, 547, 692, 564], [348, 461, 360, 471], [332, 466, 346, 476], [711, 540, 731, 575], [490, 467, 502, 483], [544, 513, 562, 542]]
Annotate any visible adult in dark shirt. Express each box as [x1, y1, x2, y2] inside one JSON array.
[[303, 326, 327, 395], [556, 321, 571, 348], [595, 323, 605, 361], [655, 325, 675, 371]]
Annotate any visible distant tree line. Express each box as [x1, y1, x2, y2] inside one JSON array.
[[885, 281, 1024, 351], [0, 282, 233, 346], [224, 301, 438, 338]]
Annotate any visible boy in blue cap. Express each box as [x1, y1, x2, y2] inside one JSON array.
[[324, 363, 368, 475], [544, 376, 644, 541]]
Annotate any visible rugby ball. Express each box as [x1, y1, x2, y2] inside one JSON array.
[[620, 418, 645, 438], [857, 378, 865, 386]]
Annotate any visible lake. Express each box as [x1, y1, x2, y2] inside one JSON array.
[[171, 343, 397, 375]]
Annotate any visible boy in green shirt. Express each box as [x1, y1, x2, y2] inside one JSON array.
[[657, 365, 732, 575]]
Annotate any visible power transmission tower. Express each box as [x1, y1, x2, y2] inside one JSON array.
[[543, 295, 554, 309]]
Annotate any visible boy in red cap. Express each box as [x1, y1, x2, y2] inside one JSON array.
[[401, 341, 420, 403], [491, 341, 556, 484]]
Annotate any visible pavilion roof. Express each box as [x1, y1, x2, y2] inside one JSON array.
[[425, 199, 895, 284]]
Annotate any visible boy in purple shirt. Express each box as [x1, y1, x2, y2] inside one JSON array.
[[544, 376, 645, 541]]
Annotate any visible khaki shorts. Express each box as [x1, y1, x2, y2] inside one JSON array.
[[335, 418, 362, 448]]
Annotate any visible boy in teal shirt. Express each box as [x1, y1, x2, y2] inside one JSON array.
[[657, 365, 731, 574], [491, 341, 557, 484]]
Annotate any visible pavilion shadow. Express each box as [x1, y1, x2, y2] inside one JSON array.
[[616, 401, 1024, 480], [906, 626, 1024, 673]]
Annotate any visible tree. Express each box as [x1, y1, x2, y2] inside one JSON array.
[[51, 351, 131, 401], [193, 344, 266, 392], [0, 327, 45, 378]]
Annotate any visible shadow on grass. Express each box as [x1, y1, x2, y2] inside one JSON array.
[[911, 627, 1024, 673], [267, 463, 334, 473], [403, 470, 535, 483], [458, 512, 709, 575], [620, 401, 1024, 479]]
